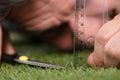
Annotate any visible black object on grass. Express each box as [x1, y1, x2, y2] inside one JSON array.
[[1, 53, 64, 69]]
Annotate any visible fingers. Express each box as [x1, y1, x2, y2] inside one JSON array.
[[104, 30, 120, 67], [96, 14, 120, 45], [87, 14, 120, 67], [87, 52, 95, 66]]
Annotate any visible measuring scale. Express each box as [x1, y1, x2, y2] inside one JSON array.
[[0, 0, 111, 69], [74, 0, 109, 67]]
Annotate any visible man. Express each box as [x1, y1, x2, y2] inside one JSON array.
[[1, 0, 120, 67]]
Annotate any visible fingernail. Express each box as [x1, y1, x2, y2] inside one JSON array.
[[87, 37, 94, 48]]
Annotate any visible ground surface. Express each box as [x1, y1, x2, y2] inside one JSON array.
[[0, 33, 120, 80]]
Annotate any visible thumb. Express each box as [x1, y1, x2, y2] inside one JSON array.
[[87, 52, 95, 66]]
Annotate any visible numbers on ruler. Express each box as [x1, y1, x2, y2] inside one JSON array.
[[76, 0, 85, 45], [73, 0, 86, 68]]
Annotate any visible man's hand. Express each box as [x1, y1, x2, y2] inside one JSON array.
[[74, 0, 118, 48], [87, 14, 120, 67]]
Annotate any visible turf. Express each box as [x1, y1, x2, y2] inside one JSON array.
[[0, 33, 120, 80]]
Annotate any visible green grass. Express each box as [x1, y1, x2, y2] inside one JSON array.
[[0, 33, 120, 80]]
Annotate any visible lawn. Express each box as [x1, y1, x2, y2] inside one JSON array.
[[0, 33, 120, 80]]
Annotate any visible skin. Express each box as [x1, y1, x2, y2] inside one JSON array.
[[0, 0, 120, 67], [75, 0, 118, 48], [0, 0, 74, 60], [6, 0, 74, 50], [87, 0, 120, 67], [5, 0, 116, 51], [87, 14, 120, 67]]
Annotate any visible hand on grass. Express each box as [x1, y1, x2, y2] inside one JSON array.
[[87, 14, 120, 67]]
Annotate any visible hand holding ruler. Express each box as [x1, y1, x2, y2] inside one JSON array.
[[73, 0, 109, 67]]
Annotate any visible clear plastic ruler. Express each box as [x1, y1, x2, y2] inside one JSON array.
[[73, 0, 108, 67]]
